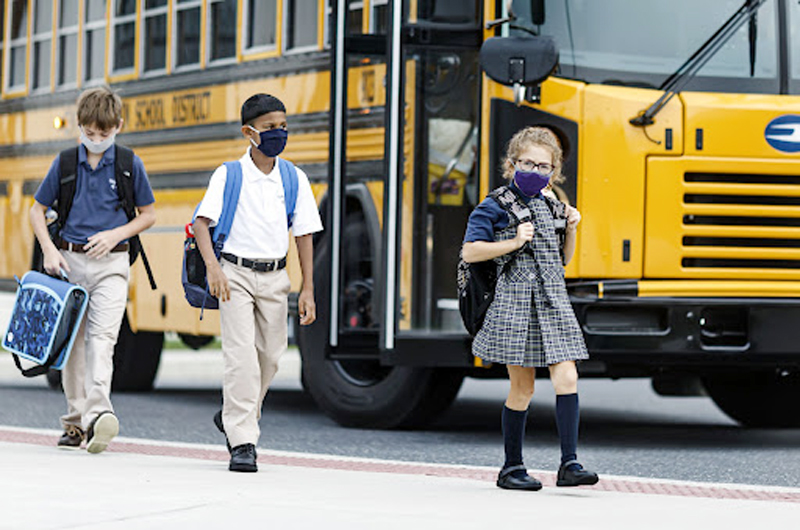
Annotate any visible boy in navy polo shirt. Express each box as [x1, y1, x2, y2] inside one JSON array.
[[194, 94, 322, 472], [29, 86, 156, 453]]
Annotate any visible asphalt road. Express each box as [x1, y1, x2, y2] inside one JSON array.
[[0, 347, 798, 488], [1, 290, 798, 489]]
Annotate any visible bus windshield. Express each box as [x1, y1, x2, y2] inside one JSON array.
[[510, 0, 782, 94]]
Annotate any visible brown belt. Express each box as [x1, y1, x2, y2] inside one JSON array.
[[58, 240, 129, 253]]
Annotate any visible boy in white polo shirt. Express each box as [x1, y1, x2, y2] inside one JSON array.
[[193, 94, 322, 472]]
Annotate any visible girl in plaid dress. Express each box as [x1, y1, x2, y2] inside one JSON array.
[[462, 127, 599, 491]]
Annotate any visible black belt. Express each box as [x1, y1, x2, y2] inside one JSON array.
[[221, 253, 286, 272], [59, 240, 129, 253]]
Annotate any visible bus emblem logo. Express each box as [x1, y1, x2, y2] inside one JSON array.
[[765, 115, 800, 153]]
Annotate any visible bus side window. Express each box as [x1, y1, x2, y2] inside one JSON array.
[[57, 0, 79, 89], [31, 0, 53, 93], [243, 0, 278, 53], [110, 0, 136, 75], [285, 0, 319, 52], [84, 0, 107, 84], [208, 0, 237, 64], [174, 0, 201, 70]]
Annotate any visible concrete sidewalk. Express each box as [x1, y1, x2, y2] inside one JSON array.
[[0, 427, 797, 530]]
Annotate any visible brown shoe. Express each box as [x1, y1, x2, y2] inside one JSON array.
[[57, 425, 85, 450]]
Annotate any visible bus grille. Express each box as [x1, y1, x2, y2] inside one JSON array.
[[681, 172, 800, 270]]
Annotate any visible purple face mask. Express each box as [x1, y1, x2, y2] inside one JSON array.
[[514, 170, 551, 197]]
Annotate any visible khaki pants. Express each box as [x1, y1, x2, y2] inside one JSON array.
[[60, 251, 129, 431], [220, 260, 290, 448]]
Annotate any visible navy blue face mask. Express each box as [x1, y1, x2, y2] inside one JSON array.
[[513, 169, 551, 197], [248, 126, 288, 157]]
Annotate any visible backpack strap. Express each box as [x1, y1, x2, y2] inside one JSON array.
[[542, 193, 569, 265], [56, 147, 80, 238], [114, 145, 136, 219], [489, 186, 532, 225], [212, 161, 244, 257], [114, 145, 157, 290], [278, 158, 298, 228]]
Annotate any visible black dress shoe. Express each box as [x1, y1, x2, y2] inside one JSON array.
[[215, 411, 257, 458], [556, 460, 599, 487], [213, 410, 232, 454], [229, 443, 258, 473], [496, 465, 543, 491]]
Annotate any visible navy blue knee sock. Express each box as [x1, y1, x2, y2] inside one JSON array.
[[555, 393, 580, 468], [502, 405, 528, 478]]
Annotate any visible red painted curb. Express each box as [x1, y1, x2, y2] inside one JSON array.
[[1, 428, 798, 503]]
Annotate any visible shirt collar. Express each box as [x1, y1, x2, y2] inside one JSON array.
[[78, 143, 116, 169], [242, 146, 280, 180]]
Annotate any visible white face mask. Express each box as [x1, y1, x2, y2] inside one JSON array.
[[80, 127, 117, 154]]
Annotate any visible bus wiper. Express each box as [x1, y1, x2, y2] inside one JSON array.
[[630, 0, 766, 127]]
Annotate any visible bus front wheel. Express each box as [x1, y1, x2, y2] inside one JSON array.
[[112, 315, 164, 392], [703, 370, 800, 428], [297, 229, 463, 429], [299, 324, 464, 429]]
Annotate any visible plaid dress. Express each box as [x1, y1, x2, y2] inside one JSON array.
[[472, 192, 589, 367]]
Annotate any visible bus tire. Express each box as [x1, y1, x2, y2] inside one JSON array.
[[178, 333, 215, 350], [46, 368, 63, 391], [112, 314, 164, 392], [297, 232, 463, 429], [703, 371, 800, 428]]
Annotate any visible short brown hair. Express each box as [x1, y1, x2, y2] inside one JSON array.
[[502, 126, 565, 185], [76, 86, 122, 130]]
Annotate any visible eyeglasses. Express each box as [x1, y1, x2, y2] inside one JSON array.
[[515, 159, 554, 175]]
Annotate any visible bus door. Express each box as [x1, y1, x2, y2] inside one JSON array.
[[325, 0, 398, 360], [326, 0, 483, 364]]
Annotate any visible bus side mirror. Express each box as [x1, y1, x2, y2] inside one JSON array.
[[479, 36, 558, 87], [530, 0, 545, 25]]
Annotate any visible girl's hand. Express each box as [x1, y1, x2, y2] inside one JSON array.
[[515, 221, 534, 249], [566, 205, 581, 232]]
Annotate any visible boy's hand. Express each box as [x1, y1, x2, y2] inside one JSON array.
[[85, 229, 123, 258], [206, 262, 230, 302], [298, 290, 316, 325], [514, 221, 534, 249], [43, 248, 70, 276], [565, 205, 582, 232]]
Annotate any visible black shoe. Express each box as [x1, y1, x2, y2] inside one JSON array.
[[86, 411, 119, 454], [496, 465, 543, 491], [229, 444, 258, 473], [214, 410, 258, 458], [57, 425, 84, 450], [213, 410, 232, 454], [556, 460, 599, 487]]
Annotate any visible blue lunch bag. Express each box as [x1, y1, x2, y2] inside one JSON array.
[[2, 271, 89, 377]]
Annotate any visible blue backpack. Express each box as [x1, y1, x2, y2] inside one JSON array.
[[182, 158, 299, 316]]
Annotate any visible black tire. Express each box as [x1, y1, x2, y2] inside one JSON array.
[[703, 371, 800, 428], [298, 221, 464, 429], [178, 333, 215, 350], [46, 368, 63, 391], [112, 314, 164, 392]]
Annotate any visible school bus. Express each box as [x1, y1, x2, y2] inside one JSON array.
[[1, 0, 799, 428]]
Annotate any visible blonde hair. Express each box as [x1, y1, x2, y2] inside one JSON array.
[[76, 86, 122, 130], [502, 126, 565, 185]]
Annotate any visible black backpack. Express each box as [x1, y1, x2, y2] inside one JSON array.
[[457, 186, 567, 336], [53, 145, 157, 290]]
